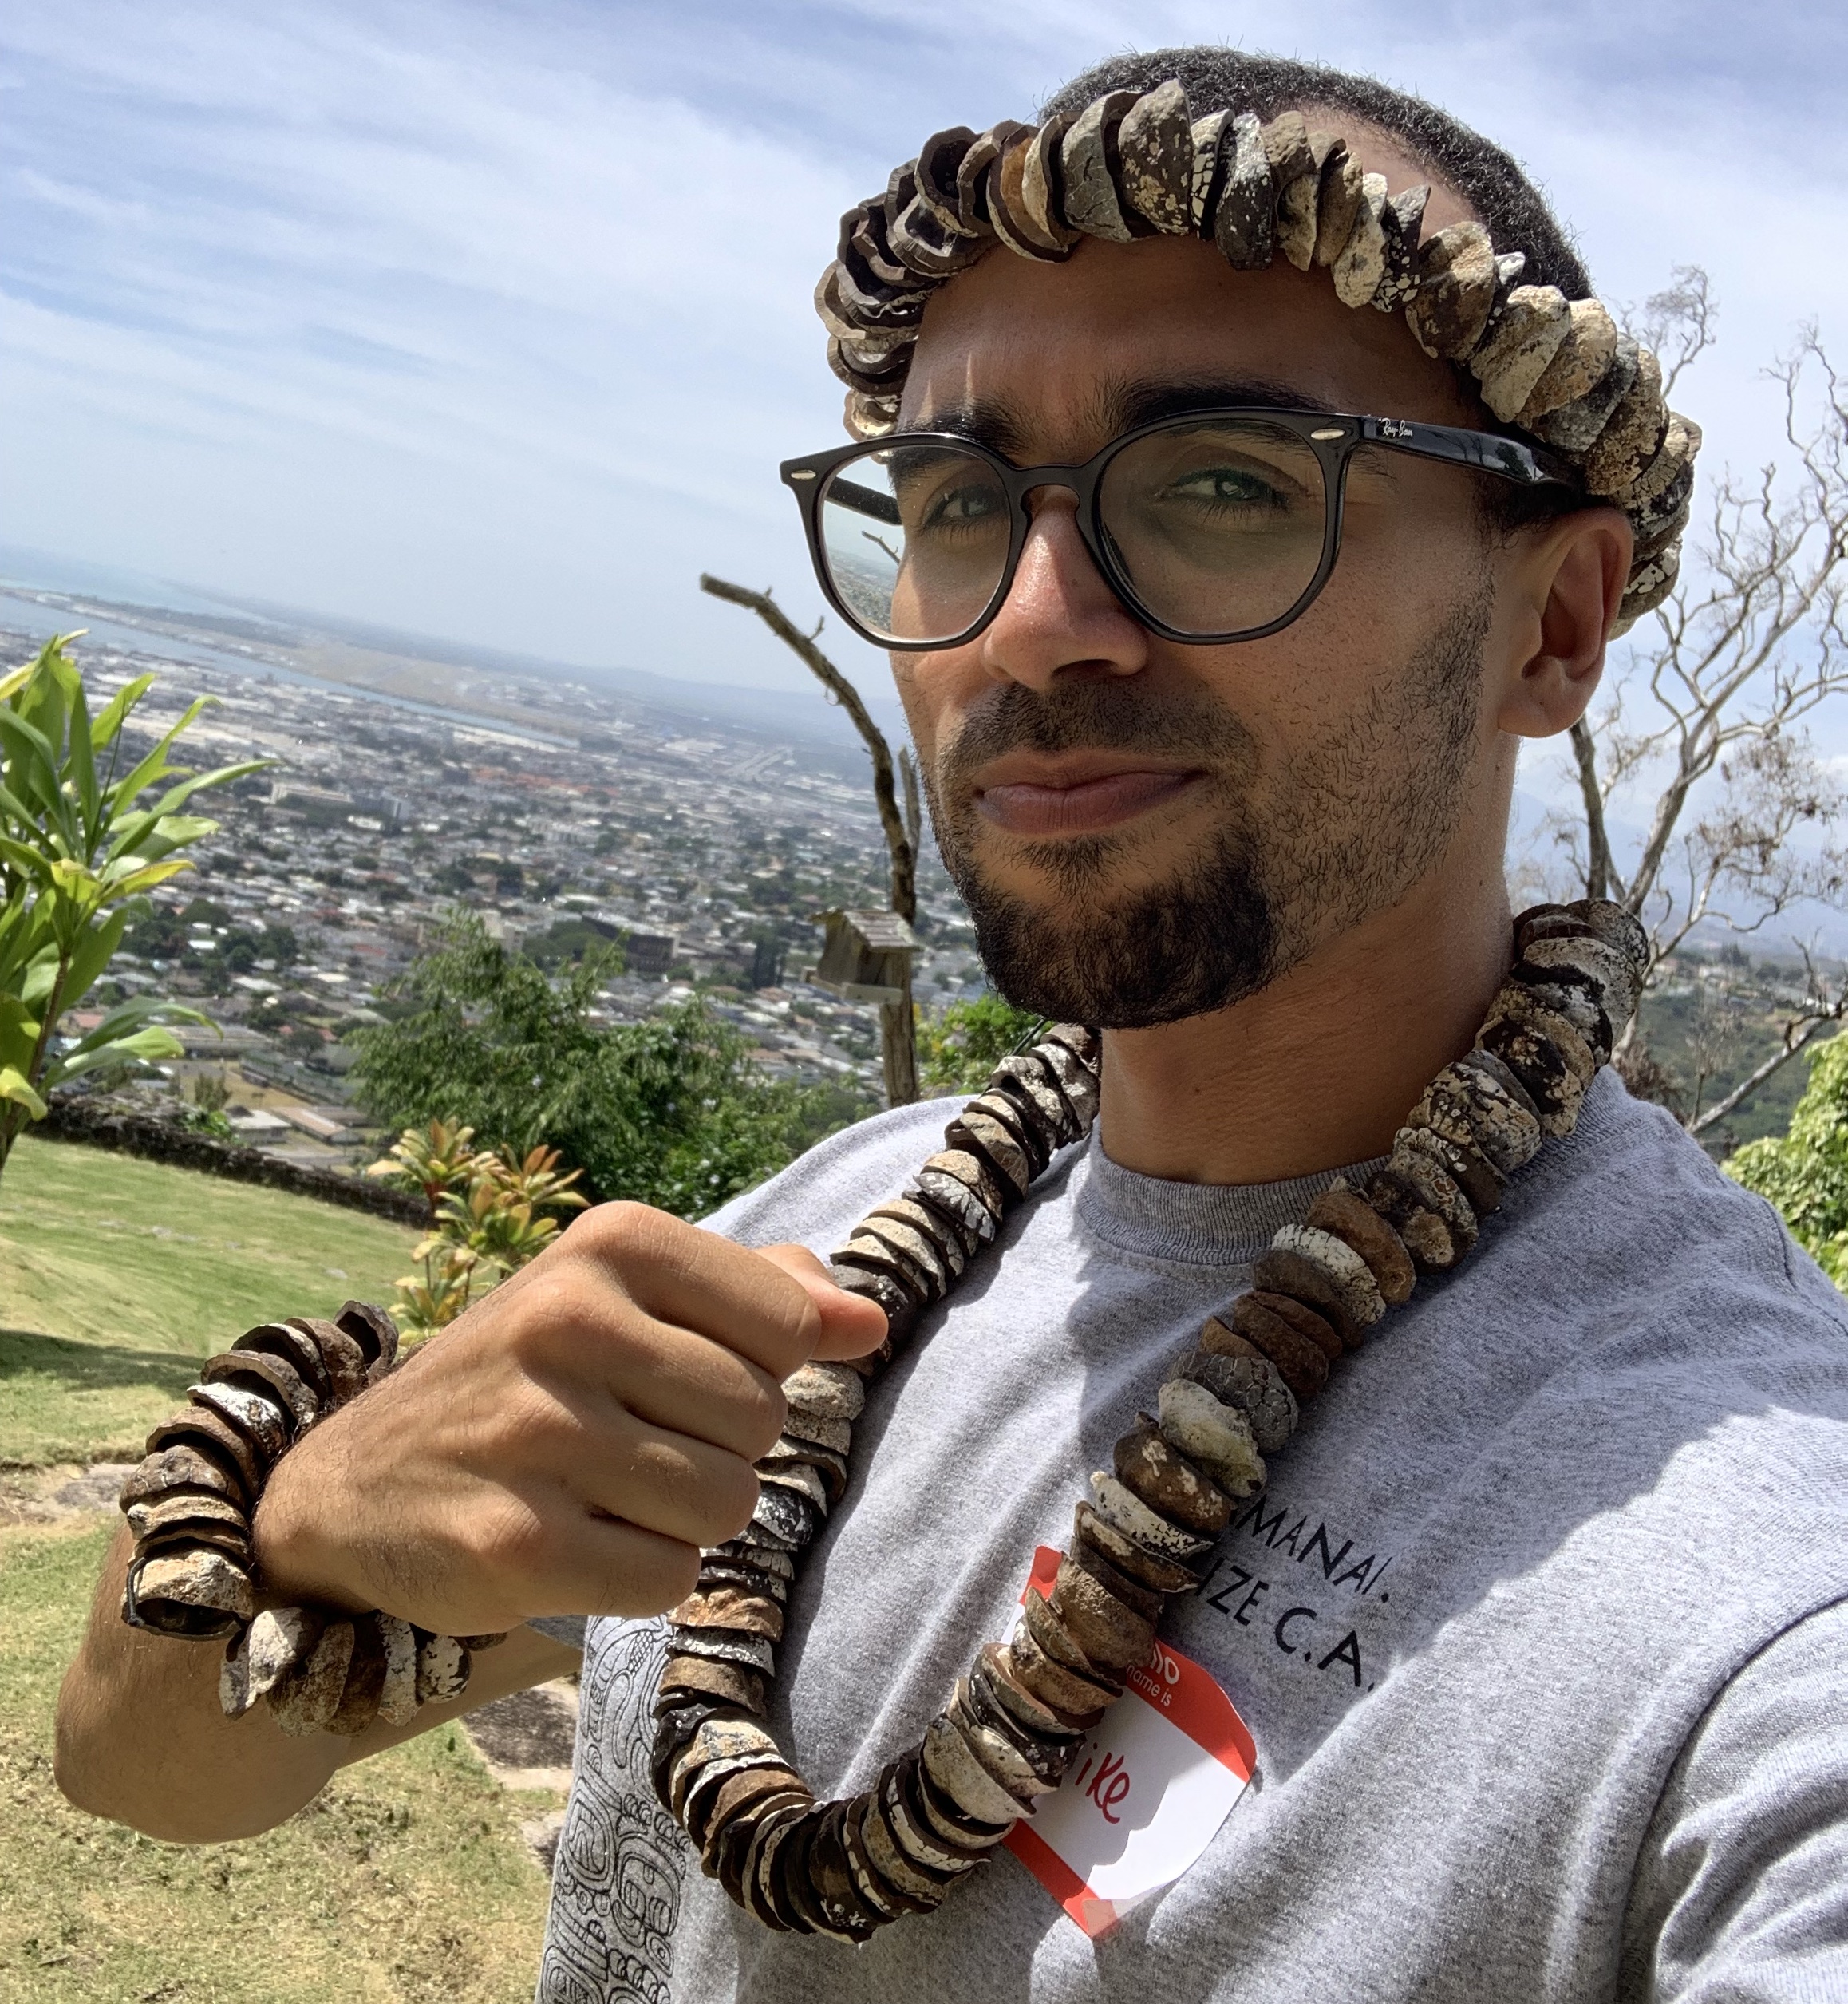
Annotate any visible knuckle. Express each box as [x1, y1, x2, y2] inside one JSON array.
[[456, 1490, 550, 1579], [598, 1538, 699, 1619], [733, 1370, 787, 1461], [700, 1458, 760, 1544], [495, 1271, 622, 1378], [656, 1540, 701, 1609], [638, 1442, 757, 1547], [575, 1200, 677, 1269], [768, 1298, 824, 1375]]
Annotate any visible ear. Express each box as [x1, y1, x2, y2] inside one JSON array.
[[1493, 507, 1634, 740]]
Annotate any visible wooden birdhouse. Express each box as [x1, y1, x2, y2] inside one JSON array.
[[811, 908, 918, 1003]]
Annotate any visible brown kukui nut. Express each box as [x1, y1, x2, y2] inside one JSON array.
[[1006, 1618, 1119, 1719], [335, 1298, 400, 1380], [187, 1380, 289, 1467], [270, 1618, 357, 1736], [119, 1443, 248, 1512], [659, 1654, 769, 1717], [1050, 1556, 1156, 1672], [1227, 1294, 1333, 1399], [1072, 1498, 1202, 1594], [1397, 1121, 1504, 1216], [284, 1316, 371, 1405], [1364, 1164, 1471, 1272], [1112, 1419, 1234, 1536], [1068, 1520, 1167, 1622], [145, 1404, 263, 1496], [201, 1350, 318, 1434], [1306, 1184, 1416, 1304], [1176, 1349, 1299, 1454], [326, 1613, 389, 1735], [1242, 1287, 1343, 1362], [1250, 1244, 1364, 1350], [673, 1588, 786, 1642]]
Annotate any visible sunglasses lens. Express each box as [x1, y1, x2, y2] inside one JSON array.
[[818, 443, 1010, 645], [1098, 418, 1329, 637]]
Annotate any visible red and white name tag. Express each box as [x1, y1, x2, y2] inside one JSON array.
[[1004, 1547, 1255, 1939]]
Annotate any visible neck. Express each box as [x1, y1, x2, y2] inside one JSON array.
[[1096, 854, 1513, 1188]]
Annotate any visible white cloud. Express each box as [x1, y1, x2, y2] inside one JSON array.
[[1, 0, 1843, 709]]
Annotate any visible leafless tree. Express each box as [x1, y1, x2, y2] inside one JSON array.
[[699, 574, 920, 1102], [1683, 980, 1745, 1127], [1535, 272, 1848, 1130]]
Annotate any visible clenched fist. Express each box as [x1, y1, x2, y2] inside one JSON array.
[[254, 1201, 887, 1638]]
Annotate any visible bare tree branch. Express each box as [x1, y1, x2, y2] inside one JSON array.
[[1569, 718, 1617, 903], [1627, 266, 1717, 398], [699, 574, 916, 923], [1688, 948, 1848, 1135], [1544, 287, 1848, 1126], [899, 745, 922, 860]]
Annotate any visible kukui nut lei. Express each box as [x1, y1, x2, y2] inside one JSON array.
[[647, 899, 1645, 1941], [114, 899, 1642, 1929], [817, 80, 1699, 633], [117, 1302, 507, 1733]]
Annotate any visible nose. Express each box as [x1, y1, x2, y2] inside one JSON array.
[[976, 486, 1150, 694]]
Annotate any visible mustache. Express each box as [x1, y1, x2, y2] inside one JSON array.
[[934, 677, 1254, 796]]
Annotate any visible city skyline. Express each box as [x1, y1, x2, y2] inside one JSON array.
[[5, 2, 1845, 731]]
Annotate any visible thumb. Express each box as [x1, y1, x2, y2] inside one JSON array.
[[759, 1243, 889, 1361]]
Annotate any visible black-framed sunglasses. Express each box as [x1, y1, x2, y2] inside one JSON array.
[[780, 406, 1581, 650]]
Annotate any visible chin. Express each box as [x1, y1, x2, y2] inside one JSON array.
[[965, 864, 1281, 1030]]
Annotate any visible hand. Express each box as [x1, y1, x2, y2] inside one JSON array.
[[253, 1203, 886, 1637]]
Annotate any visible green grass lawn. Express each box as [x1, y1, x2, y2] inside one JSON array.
[[1, 1135, 417, 1468], [0, 1521, 553, 2003], [0, 1138, 556, 2002]]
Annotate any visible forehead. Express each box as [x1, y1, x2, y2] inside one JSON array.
[[900, 113, 1481, 454]]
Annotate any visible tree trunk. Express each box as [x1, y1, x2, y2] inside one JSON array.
[[699, 574, 921, 1104], [1569, 719, 1616, 902]]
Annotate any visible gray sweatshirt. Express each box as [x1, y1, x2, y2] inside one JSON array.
[[539, 1069, 1848, 2002]]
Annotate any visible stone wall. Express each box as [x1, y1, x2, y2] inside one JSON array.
[[39, 1097, 428, 1227]]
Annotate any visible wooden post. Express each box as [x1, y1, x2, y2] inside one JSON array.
[[880, 958, 918, 1108]]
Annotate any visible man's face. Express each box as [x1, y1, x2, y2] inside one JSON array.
[[894, 172, 1526, 1030]]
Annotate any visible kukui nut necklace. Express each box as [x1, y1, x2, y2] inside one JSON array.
[[637, 899, 1644, 1939], [116, 895, 1642, 1940]]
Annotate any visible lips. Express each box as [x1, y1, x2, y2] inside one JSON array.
[[975, 765, 1202, 837]]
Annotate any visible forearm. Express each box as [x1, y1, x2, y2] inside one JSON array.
[[55, 1524, 579, 1843]]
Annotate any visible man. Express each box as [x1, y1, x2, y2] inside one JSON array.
[[59, 45, 1848, 2004]]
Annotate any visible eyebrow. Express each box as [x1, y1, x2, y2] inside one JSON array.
[[910, 377, 1342, 464]]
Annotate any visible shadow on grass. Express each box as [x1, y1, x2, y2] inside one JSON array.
[[0, 1328, 199, 1397]]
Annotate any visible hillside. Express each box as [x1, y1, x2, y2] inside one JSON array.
[[1, 1136, 416, 1468]]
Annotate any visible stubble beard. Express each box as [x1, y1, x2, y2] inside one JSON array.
[[922, 589, 1493, 1029]]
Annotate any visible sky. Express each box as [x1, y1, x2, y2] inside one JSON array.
[[3, 0, 1846, 736]]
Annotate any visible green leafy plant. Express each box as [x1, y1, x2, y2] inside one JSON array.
[[916, 994, 1044, 1095], [173, 1101, 236, 1140], [351, 914, 869, 1216], [0, 634, 263, 1178], [1727, 1033, 1848, 1287], [369, 1131, 588, 1335], [365, 1115, 487, 1219]]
